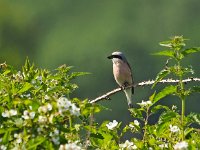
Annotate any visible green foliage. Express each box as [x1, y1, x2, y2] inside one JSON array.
[[0, 36, 200, 149]]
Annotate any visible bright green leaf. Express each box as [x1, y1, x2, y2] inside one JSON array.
[[17, 82, 33, 94], [152, 69, 170, 88], [26, 136, 46, 149], [151, 105, 170, 114], [153, 85, 177, 103], [181, 47, 200, 56], [158, 111, 178, 124], [152, 50, 174, 57]]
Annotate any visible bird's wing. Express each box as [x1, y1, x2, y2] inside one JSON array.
[[126, 61, 134, 94]]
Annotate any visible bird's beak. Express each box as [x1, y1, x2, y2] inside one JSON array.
[[107, 55, 113, 59]]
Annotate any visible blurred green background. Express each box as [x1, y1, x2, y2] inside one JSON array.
[[0, 1, 199, 123]]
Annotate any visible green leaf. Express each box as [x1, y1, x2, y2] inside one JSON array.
[[90, 133, 104, 139], [188, 113, 200, 125], [158, 111, 178, 124], [159, 41, 172, 48], [152, 50, 174, 57], [156, 122, 170, 136], [69, 72, 90, 79], [153, 85, 177, 103], [152, 69, 170, 88], [191, 86, 200, 93], [129, 108, 143, 119], [17, 82, 33, 94], [181, 47, 200, 56], [151, 105, 170, 114], [26, 136, 46, 149]]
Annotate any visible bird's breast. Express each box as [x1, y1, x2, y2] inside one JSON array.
[[113, 62, 132, 86]]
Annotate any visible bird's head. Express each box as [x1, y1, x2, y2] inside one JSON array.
[[107, 51, 127, 63]]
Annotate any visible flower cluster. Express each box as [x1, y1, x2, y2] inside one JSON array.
[[50, 129, 60, 145], [119, 140, 137, 150], [38, 103, 52, 114], [57, 97, 80, 116], [2, 109, 17, 118], [174, 141, 188, 150], [59, 141, 82, 150], [170, 125, 180, 133], [22, 110, 35, 120], [137, 100, 152, 107], [106, 120, 118, 130]]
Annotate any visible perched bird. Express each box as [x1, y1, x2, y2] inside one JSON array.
[[107, 51, 134, 108]]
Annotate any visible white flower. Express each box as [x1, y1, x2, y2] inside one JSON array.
[[174, 141, 188, 150], [119, 140, 137, 150], [2, 109, 17, 118], [0, 145, 7, 150], [22, 110, 35, 120], [29, 112, 35, 119], [2, 110, 9, 117], [159, 143, 168, 149], [38, 115, 47, 124], [52, 136, 60, 145], [50, 129, 60, 145], [134, 120, 140, 126], [57, 97, 72, 109], [14, 133, 22, 144], [38, 106, 48, 113], [129, 124, 134, 129], [10, 109, 18, 116], [172, 105, 177, 110], [170, 125, 180, 133], [106, 120, 118, 130], [137, 100, 152, 107], [36, 76, 42, 82], [47, 103, 52, 111], [57, 97, 80, 116], [44, 95, 50, 100], [59, 142, 82, 150], [70, 104, 80, 116], [16, 138, 22, 144], [38, 103, 52, 114], [22, 110, 29, 119]]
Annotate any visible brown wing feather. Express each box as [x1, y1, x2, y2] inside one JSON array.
[[126, 61, 134, 94]]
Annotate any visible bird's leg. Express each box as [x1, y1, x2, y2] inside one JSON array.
[[120, 82, 129, 90]]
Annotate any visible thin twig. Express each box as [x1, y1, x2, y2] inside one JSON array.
[[89, 77, 200, 104]]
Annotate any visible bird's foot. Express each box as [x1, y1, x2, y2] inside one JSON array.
[[128, 103, 133, 109], [120, 85, 126, 90]]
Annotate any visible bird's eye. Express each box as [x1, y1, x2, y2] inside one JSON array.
[[112, 55, 122, 60]]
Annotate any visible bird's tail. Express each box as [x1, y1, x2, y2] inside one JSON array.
[[124, 88, 133, 108]]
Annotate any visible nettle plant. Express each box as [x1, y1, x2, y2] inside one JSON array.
[[0, 36, 199, 150]]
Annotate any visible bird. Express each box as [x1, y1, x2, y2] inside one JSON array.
[[107, 51, 134, 108]]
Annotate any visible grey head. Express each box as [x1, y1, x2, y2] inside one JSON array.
[[107, 51, 127, 62]]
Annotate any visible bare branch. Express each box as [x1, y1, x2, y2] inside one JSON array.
[[89, 78, 200, 104]]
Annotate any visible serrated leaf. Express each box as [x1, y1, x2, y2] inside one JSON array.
[[156, 122, 170, 136], [152, 69, 170, 88], [17, 82, 33, 94], [158, 111, 177, 124], [152, 50, 174, 57], [188, 113, 200, 125], [181, 47, 200, 56], [153, 85, 177, 103], [151, 105, 170, 114]]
